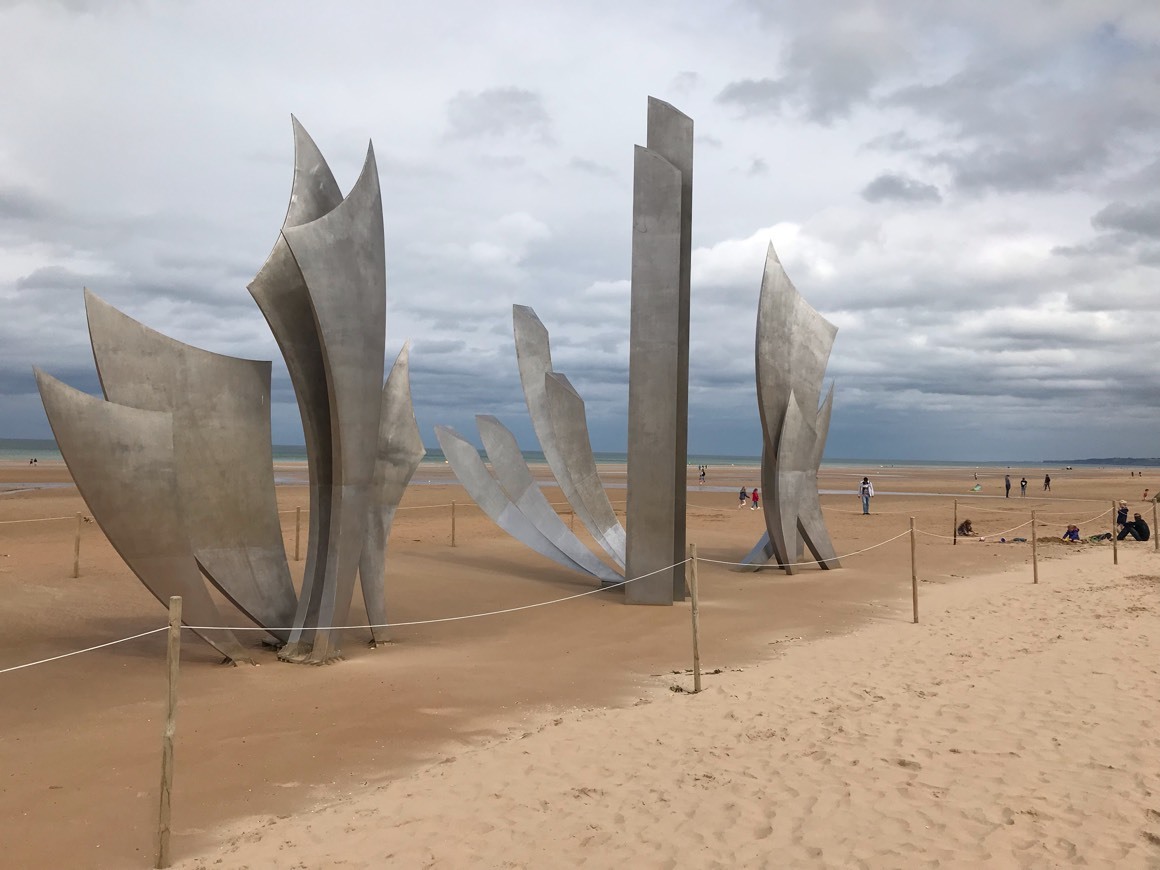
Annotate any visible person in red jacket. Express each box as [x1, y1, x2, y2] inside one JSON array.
[[750, 488, 760, 510]]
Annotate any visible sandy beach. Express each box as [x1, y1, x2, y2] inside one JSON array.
[[1, 462, 1158, 867]]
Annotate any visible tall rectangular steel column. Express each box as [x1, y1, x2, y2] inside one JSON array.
[[625, 97, 693, 605]]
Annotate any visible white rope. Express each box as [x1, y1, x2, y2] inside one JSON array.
[[0, 626, 169, 675], [184, 558, 688, 632], [0, 514, 82, 525], [699, 529, 912, 568]]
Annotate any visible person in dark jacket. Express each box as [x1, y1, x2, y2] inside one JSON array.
[[1117, 513, 1151, 541], [1116, 500, 1129, 528]]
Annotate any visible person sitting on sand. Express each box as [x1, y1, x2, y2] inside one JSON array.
[[1117, 513, 1151, 541], [956, 519, 978, 537], [1062, 525, 1080, 542]]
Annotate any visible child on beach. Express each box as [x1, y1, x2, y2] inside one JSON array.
[[751, 488, 760, 510], [737, 487, 748, 509], [1062, 525, 1080, 542], [956, 519, 977, 537]]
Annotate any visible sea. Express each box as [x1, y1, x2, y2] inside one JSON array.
[[0, 437, 1135, 469]]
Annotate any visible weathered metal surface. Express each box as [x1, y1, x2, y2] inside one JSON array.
[[359, 342, 426, 644], [248, 117, 343, 657], [645, 97, 693, 602], [85, 290, 296, 640], [625, 141, 685, 605], [511, 305, 626, 567], [435, 425, 597, 577], [476, 414, 622, 585], [541, 372, 626, 567], [751, 243, 841, 573], [280, 143, 386, 663], [35, 369, 251, 663]]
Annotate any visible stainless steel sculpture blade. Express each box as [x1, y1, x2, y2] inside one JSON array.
[[511, 305, 626, 566], [248, 117, 344, 658], [358, 342, 426, 644], [35, 370, 251, 663], [85, 290, 297, 640], [645, 96, 693, 602], [434, 425, 599, 577], [476, 414, 622, 585], [746, 242, 841, 573], [625, 135, 687, 605], [541, 373, 626, 567], [280, 143, 386, 663]]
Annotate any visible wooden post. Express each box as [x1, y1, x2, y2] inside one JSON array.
[[687, 543, 702, 693], [910, 517, 918, 624], [294, 506, 302, 562], [451, 501, 457, 547], [569, 509, 575, 532], [953, 498, 958, 546], [1031, 510, 1038, 585], [156, 595, 183, 869], [1153, 500, 1158, 553], [1112, 500, 1118, 566], [72, 512, 82, 578]]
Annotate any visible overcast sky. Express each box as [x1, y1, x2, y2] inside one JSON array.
[[2, 0, 1159, 461]]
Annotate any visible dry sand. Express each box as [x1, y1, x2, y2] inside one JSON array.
[[1, 461, 1158, 867]]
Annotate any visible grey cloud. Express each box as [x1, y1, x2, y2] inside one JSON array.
[[861, 172, 941, 203], [715, 77, 792, 117], [445, 87, 554, 143], [746, 158, 769, 177], [932, 140, 1109, 194], [568, 157, 617, 179], [1091, 200, 1160, 237], [695, 134, 723, 149]]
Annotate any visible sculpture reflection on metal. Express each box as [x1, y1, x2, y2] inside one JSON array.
[[36, 117, 421, 664], [358, 343, 426, 645], [512, 305, 626, 567], [625, 97, 693, 605], [742, 243, 841, 574], [476, 414, 621, 585], [35, 370, 253, 663], [85, 290, 297, 641]]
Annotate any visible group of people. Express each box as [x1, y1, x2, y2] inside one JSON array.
[[1002, 474, 1051, 497], [1061, 499, 1151, 543], [737, 487, 760, 510]]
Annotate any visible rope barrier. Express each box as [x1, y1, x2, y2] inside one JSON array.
[[0, 514, 85, 526], [0, 627, 169, 675], [182, 559, 687, 632], [699, 529, 912, 568]]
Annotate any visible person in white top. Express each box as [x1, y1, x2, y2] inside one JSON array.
[[859, 476, 874, 515]]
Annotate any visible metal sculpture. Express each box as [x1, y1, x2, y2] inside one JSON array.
[[358, 343, 426, 645], [37, 117, 420, 664], [625, 97, 693, 605], [434, 425, 604, 577], [84, 290, 297, 640], [742, 243, 841, 574], [476, 414, 621, 584], [512, 305, 626, 566], [35, 370, 253, 663]]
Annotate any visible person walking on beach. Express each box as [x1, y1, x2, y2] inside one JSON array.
[[738, 486, 748, 509], [859, 476, 874, 515], [1004, 474, 1011, 498], [1044, 474, 1051, 491], [751, 487, 760, 510], [698, 466, 706, 485], [1020, 477, 1027, 497]]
